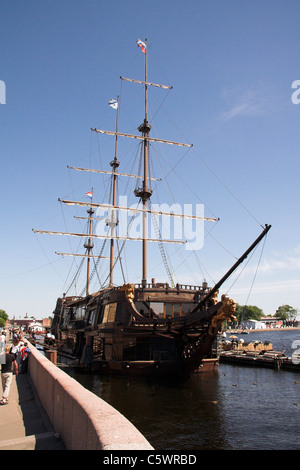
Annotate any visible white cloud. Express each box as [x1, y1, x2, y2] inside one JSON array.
[[260, 245, 300, 273], [225, 244, 300, 279], [219, 86, 267, 121], [229, 278, 300, 295]]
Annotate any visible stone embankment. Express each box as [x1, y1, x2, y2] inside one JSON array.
[[28, 342, 153, 450], [229, 327, 300, 333]]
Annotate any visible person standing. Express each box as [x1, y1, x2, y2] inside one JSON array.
[[1, 345, 18, 405], [0, 331, 5, 352], [20, 342, 31, 374]]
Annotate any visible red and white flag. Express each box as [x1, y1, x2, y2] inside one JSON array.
[[137, 39, 146, 54]]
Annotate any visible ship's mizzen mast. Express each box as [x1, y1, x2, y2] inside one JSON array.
[[53, 192, 96, 296]]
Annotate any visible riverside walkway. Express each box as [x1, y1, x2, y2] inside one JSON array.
[[0, 338, 153, 450], [0, 371, 65, 450]]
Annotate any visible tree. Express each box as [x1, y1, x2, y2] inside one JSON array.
[[235, 304, 264, 324], [0, 309, 8, 329], [274, 305, 297, 321]]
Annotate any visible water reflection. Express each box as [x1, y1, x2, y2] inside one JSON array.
[[64, 330, 300, 450], [67, 369, 230, 449]]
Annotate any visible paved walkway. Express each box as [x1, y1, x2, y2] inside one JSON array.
[[0, 371, 65, 450]]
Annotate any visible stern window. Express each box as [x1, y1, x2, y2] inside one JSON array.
[[103, 303, 117, 323]]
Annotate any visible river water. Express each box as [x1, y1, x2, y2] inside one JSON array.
[[64, 329, 300, 450]]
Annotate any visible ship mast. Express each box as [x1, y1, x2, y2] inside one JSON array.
[[109, 96, 120, 286], [34, 39, 199, 293], [93, 39, 194, 284], [84, 191, 94, 296], [134, 38, 152, 287]]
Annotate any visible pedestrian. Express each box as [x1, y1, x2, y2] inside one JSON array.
[[10, 338, 20, 359], [0, 331, 5, 352], [1, 345, 18, 405], [16, 336, 24, 367], [20, 342, 31, 374]]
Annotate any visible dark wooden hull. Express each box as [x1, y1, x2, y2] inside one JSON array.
[[51, 282, 236, 380]]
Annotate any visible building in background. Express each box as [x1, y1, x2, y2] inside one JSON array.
[[9, 317, 51, 331]]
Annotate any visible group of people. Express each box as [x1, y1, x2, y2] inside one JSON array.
[[0, 329, 31, 405]]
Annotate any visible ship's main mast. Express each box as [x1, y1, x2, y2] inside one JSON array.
[[109, 96, 120, 287], [84, 202, 94, 295], [134, 39, 153, 286], [34, 39, 200, 293]]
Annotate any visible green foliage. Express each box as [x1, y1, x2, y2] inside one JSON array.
[[0, 309, 8, 329], [235, 304, 264, 323], [274, 305, 297, 321]]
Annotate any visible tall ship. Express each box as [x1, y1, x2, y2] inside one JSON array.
[[34, 39, 270, 379]]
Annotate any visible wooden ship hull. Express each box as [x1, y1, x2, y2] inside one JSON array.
[[51, 221, 270, 380], [52, 281, 237, 379]]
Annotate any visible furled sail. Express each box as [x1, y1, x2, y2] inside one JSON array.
[[58, 198, 219, 222], [32, 229, 187, 244]]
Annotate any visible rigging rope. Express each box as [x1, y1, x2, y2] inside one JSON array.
[[148, 83, 261, 228], [244, 230, 268, 306], [116, 239, 126, 284], [78, 240, 108, 297], [100, 212, 137, 287], [149, 201, 174, 287], [191, 147, 263, 228], [224, 230, 268, 304], [64, 256, 85, 295]]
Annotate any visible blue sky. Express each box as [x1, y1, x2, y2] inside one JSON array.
[[1, 0, 300, 319]]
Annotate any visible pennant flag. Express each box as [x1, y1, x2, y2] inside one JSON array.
[[108, 99, 118, 110], [137, 39, 146, 54], [86, 191, 93, 198]]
